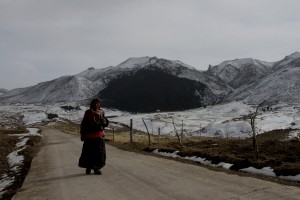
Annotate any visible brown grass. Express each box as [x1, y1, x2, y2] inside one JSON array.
[[0, 128, 41, 200], [46, 120, 80, 136], [103, 127, 300, 185]]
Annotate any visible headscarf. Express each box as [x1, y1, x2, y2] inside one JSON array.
[[90, 98, 102, 109]]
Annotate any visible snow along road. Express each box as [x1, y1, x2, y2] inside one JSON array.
[[12, 129, 300, 200]]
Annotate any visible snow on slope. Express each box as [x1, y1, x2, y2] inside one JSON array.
[[141, 57, 232, 96], [207, 58, 274, 88], [0, 53, 299, 106], [115, 57, 151, 69], [242, 66, 300, 104], [0, 75, 104, 103], [224, 52, 300, 104], [273, 52, 300, 70], [0, 56, 231, 104]]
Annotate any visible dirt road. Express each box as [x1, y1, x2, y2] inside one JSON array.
[[12, 129, 300, 200]]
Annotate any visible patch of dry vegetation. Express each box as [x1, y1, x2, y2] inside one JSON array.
[[104, 127, 300, 185], [0, 128, 41, 200], [46, 119, 80, 136]]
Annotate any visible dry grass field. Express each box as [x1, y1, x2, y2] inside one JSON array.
[[104, 128, 300, 176]]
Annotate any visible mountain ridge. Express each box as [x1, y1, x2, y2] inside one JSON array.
[[0, 52, 299, 111]]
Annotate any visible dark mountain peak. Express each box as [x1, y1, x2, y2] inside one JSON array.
[[99, 67, 217, 112]]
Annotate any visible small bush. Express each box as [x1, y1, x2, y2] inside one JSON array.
[[47, 113, 58, 119]]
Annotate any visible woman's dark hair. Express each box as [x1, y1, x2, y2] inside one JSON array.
[[90, 98, 102, 109]]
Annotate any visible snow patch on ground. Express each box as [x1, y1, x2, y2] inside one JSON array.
[[1, 101, 298, 139], [0, 128, 41, 197], [0, 174, 14, 199], [240, 167, 276, 177], [153, 149, 300, 182], [7, 147, 26, 172]]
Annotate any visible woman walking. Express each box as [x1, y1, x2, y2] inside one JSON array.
[[78, 98, 109, 175]]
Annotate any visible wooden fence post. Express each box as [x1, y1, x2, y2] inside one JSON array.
[[172, 118, 182, 147], [142, 118, 151, 146], [113, 128, 115, 142], [181, 119, 184, 141], [130, 119, 133, 143], [158, 127, 160, 144], [199, 122, 201, 137]]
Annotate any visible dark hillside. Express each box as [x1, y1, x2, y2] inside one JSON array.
[[99, 67, 217, 112]]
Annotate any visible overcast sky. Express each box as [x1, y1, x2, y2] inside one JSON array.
[[0, 0, 299, 90]]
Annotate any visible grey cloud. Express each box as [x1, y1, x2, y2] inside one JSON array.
[[0, 0, 299, 90]]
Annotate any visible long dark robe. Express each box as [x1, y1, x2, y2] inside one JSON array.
[[78, 138, 106, 170]]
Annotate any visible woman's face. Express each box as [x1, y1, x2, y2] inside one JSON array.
[[92, 101, 101, 111]]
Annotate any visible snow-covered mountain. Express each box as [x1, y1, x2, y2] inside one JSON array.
[[112, 57, 232, 96], [206, 58, 274, 89], [96, 57, 233, 112], [0, 57, 229, 108], [0, 75, 104, 103], [0, 52, 299, 110], [223, 52, 300, 104]]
